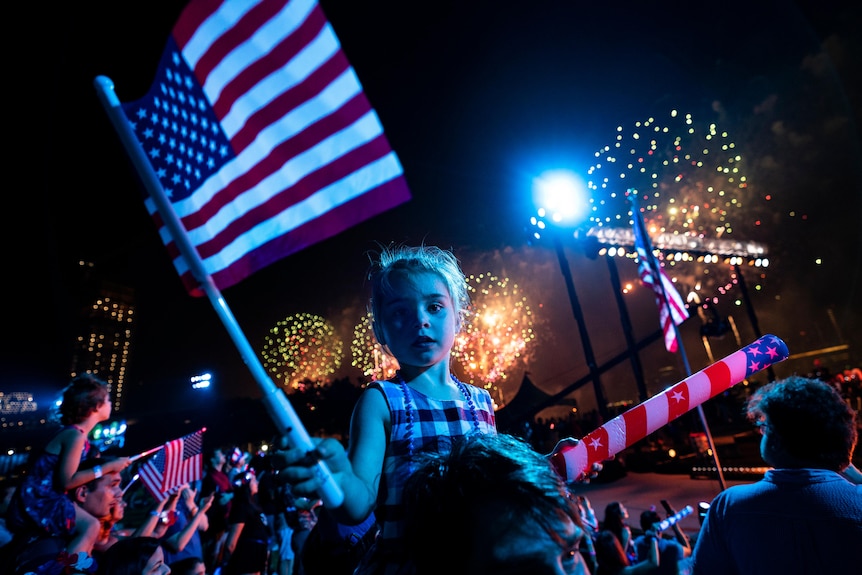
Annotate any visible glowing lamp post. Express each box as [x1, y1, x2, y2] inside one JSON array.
[[530, 170, 610, 421]]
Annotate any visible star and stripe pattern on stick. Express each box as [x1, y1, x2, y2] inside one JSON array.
[[118, 0, 411, 295], [139, 429, 206, 500], [550, 334, 789, 482]]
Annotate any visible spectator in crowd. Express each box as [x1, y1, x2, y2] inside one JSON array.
[[200, 447, 233, 570], [291, 497, 321, 574], [226, 450, 251, 484], [6, 376, 131, 560], [400, 432, 593, 575], [160, 484, 214, 567], [93, 498, 128, 556], [271, 511, 295, 575], [633, 508, 691, 575], [691, 376, 862, 574], [594, 529, 658, 575], [169, 556, 207, 575], [222, 471, 270, 575], [575, 495, 599, 574], [10, 457, 123, 575], [97, 536, 171, 575], [602, 502, 635, 563], [0, 476, 20, 549]]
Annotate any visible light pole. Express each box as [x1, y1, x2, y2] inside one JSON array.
[[552, 232, 611, 421], [531, 169, 610, 422]]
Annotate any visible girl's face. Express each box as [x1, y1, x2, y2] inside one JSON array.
[[96, 394, 112, 421], [143, 546, 170, 575], [377, 271, 459, 371]]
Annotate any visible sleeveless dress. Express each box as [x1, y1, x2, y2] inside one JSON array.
[[355, 379, 496, 574], [7, 426, 91, 537]]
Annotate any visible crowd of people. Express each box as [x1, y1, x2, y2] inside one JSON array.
[[1, 245, 861, 575]]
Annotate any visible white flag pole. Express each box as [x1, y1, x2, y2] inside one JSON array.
[[629, 190, 727, 490], [94, 75, 344, 508]]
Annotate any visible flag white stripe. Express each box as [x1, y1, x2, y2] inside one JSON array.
[[172, 151, 404, 276], [155, 69, 366, 226], [216, 24, 343, 137], [182, 0, 267, 70], [204, 2, 315, 105]]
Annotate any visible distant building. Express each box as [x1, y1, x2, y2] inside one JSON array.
[[69, 271, 136, 413], [0, 262, 137, 458]]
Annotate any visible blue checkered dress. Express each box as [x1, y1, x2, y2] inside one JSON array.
[[370, 379, 497, 546]]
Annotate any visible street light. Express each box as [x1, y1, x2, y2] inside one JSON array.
[[531, 170, 610, 421]]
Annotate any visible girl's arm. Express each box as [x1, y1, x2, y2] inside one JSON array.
[[132, 495, 170, 538], [222, 522, 245, 565], [56, 429, 133, 491], [163, 494, 214, 553], [624, 532, 659, 574], [332, 387, 389, 524], [56, 428, 91, 491], [622, 525, 633, 555], [273, 387, 388, 525]]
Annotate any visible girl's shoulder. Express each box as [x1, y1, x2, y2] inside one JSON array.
[[367, 379, 402, 401], [45, 425, 84, 452]]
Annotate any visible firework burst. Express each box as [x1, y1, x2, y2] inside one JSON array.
[[453, 273, 536, 394], [261, 313, 343, 392]]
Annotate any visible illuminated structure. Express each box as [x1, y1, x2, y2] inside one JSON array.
[[583, 109, 771, 309], [69, 276, 135, 412]]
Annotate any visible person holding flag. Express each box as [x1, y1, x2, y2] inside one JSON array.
[[96, 0, 413, 512], [5, 376, 131, 565], [273, 244, 498, 575]]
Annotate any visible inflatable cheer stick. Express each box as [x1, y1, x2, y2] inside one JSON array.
[[550, 334, 789, 482], [653, 505, 694, 532]]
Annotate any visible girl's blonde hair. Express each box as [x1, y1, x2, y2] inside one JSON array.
[[368, 244, 470, 345]]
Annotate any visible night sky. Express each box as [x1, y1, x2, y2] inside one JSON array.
[[4, 1, 861, 425]]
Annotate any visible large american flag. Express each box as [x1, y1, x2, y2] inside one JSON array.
[[139, 429, 205, 500], [118, 0, 411, 295], [631, 201, 689, 352]]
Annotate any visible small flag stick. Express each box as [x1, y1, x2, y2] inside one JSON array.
[[130, 445, 165, 463]]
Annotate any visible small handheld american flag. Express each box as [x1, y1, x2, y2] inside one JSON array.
[[139, 428, 206, 501]]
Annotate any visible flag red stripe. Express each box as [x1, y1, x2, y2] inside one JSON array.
[[228, 50, 353, 154], [209, 6, 330, 122], [181, 91, 372, 233], [192, 134, 397, 259], [188, 1, 291, 86], [199, 177, 410, 294], [171, 0, 225, 48]]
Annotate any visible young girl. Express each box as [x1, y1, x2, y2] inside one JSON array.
[[275, 244, 497, 574], [7, 375, 131, 556]]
